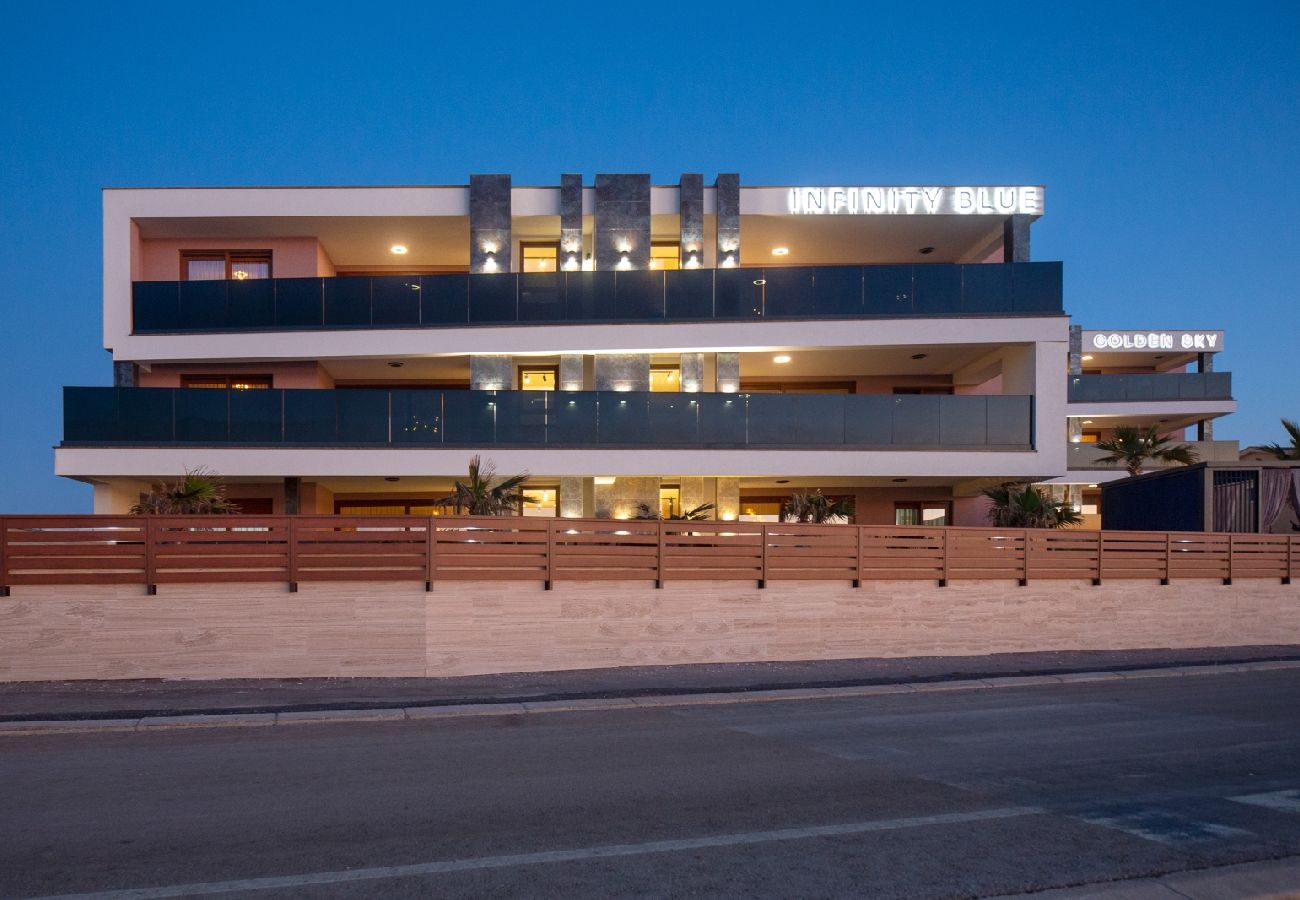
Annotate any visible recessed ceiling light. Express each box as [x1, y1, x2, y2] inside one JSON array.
[[892, 478, 908, 483], [1081, 355, 1094, 361], [390, 244, 408, 255], [1082, 419, 1093, 424], [1088, 484, 1098, 488], [771, 247, 789, 256], [753, 278, 767, 286], [919, 246, 935, 255], [384, 476, 400, 482], [911, 353, 927, 360], [388, 361, 404, 368], [773, 354, 792, 364], [775, 479, 790, 484]]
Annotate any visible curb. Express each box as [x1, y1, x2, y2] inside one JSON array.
[[2, 659, 1297, 737]]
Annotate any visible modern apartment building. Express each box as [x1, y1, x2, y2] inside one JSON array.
[[55, 175, 1235, 525]]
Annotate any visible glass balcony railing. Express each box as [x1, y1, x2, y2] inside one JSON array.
[[1067, 372, 1233, 403], [63, 388, 1035, 450], [130, 262, 1063, 333]]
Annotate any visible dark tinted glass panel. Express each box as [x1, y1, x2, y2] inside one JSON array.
[[275, 278, 324, 328], [844, 395, 894, 445], [1150, 375, 1184, 400], [132, 282, 180, 332], [597, 392, 651, 443], [562, 272, 612, 321], [613, 270, 663, 320], [230, 389, 283, 442], [913, 265, 963, 315], [960, 264, 1013, 313], [226, 279, 274, 328], [175, 389, 229, 442], [494, 391, 548, 444], [790, 393, 846, 444], [714, 268, 762, 319], [645, 394, 698, 444], [337, 390, 389, 443], [420, 274, 468, 324], [118, 389, 176, 442], [1203, 372, 1232, 399], [468, 274, 516, 323], [283, 391, 338, 442], [890, 395, 941, 445], [864, 266, 914, 316], [517, 273, 564, 322], [371, 277, 422, 326], [549, 392, 598, 444], [813, 266, 862, 316], [745, 394, 802, 445], [695, 394, 747, 445], [664, 269, 713, 319], [762, 267, 815, 317], [391, 390, 441, 444], [178, 280, 228, 329], [1011, 262, 1063, 312], [1120, 375, 1154, 401], [442, 390, 498, 443], [986, 395, 1031, 446], [938, 396, 987, 445], [324, 277, 372, 327], [64, 387, 119, 442]]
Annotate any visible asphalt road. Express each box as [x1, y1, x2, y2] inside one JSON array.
[[3, 670, 1300, 899]]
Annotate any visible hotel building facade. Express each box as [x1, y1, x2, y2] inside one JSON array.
[[55, 175, 1236, 525]]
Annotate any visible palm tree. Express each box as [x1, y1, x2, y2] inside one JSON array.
[[1265, 418, 1300, 460], [1094, 425, 1198, 476], [982, 484, 1081, 529], [130, 468, 241, 515], [782, 491, 854, 524], [633, 501, 716, 521], [436, 456, 532, 515]]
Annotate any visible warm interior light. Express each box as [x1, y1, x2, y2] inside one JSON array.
[[773, 354, 792, 364], [232, 270, 249, 281], [771, 247, 789, 256], [721, 252, 736, 268], [1081, 354, 1094, 361], [482, 257, 498, 273], [390, 244, 408, 255], [594, 477, 616, 486], [1088, 483, 1098, 488]]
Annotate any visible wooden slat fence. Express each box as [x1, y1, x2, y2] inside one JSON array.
[[0, 516, 1296, 593]]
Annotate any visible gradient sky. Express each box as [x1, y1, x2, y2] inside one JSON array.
[[2, 2, 1297, 512]]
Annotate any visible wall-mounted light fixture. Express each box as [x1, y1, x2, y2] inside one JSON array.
[[685, 252, 700, 269], [390, 244, 409, 255], [721, 252, 736, 268], [773, 354, 791, 364], [771, 247, 789, 256], [617, 251, 631, 271], [563, 253, 580, 271]]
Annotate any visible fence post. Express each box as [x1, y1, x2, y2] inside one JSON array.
[[1286, 534, 1294, 586], [144, 517, 157, 595], [940, 528, 949, 587], [1020, 529, 1029, 586], [425, 516, 436, 592], [1225, 533, 1234, 586], [759, 522, 767, 589], [656, 520, 664, 589], [1162, 532, 1171, 585], [287, 516, 298, 592], [1094, 529, 1103, 585], [0, 517, 8, 597], [545, 519, 555, 590], [854, 525, 863, 588]]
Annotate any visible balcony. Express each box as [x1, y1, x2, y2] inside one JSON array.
[[1067, 440, 1241, 470], [1067, 372, 1232, 403], [129, 262, 1063, 333], [63, 388, 1034, 451]]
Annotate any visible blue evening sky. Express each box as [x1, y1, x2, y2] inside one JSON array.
[[1, 2, 1297, 512]]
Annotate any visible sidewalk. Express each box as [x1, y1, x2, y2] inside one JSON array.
[[3, 645, 1298, 723]]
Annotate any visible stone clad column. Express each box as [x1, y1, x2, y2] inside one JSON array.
[[559, 477, 588, 518], [559, 354, 584, 391], [1068, 325, 1083, 376], [679, 174, 704, 268], [560, 174, 583, 272], [594, 354, 650, 392], [470, 174, 511, 273], [680, 353, 705, 392], [594, 174, 650, 270], [470, 355, 512, 390], [1003, 214, 1031, 262], [715, 477, 740, 521], [715, 174, 740, 267], [715, 352, 740, 393], [113, 360, 137, 387]]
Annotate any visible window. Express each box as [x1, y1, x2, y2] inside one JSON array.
[[659, 485, 680, 519], [894, 502, 951, 527], [893, 386, 954, 395], [649, 243, 680, 270], [650, 366, 680, 392], [519, 366, 558, 391], [521, 242, 559, 273], [182, 251, 272, 281], [524, 485, 559, 517], [740, 381, 856, 394], [180, 375, 273, 390]]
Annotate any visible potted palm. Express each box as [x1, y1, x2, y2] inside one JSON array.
[[982, 484, 1081, 529], [633, 501, 716, 521], [1094, 425, 1197, 476], [436, 456, 533, 515], [130, 468, 241, 515], [782, 491, 854, 524]]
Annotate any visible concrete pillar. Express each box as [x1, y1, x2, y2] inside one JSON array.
[[715, 477, 740, 521], [716, 352, 740, 393], [679, 174, 704, 268], [284, 477, 301, 515], [594, 174, 650, 271], [1198, 352, 1214, 373], [1198, 419, 1214, 441], [470, 174, 511, 273], [1003, 214, 1031, 262], [559, 354, 584, 391], [113, 361, 138, 387], [1068, 325, 1083, 376], [1067, 418, 1083, 443], [559, 174, 583, 272], [559, 477, 587, 518], [470, 355, 512, 390], [680, 353, 705, 393], [595, 476, 660, 520], [679, 476, 714, 518], [594, 354, 650, 392], [715, 174, 740, 267], [1067, 484, 1083, 513]]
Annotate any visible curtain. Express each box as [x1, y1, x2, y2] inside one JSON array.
[[1260, 469, 1292, 531], [186, 259, 226, 281]]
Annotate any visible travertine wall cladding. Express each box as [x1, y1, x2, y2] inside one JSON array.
[[2, 579, 1297, 682]]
